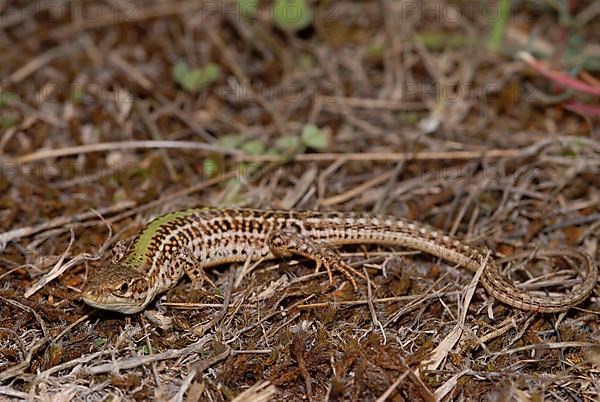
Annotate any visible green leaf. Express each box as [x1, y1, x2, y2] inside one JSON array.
[[241, 140, 265, 155], [202, 63, 220, 83], [301, 124, 329, 150], [239, 161, 260, 176], [266, 147, 281, 156], [95, 338, 108, 348], [275, 135, 301, 152], [273, 0, 313, 32], [488, 0, 511, 52], [172, 61, 220, 93], [237, 0, 259, 20], [172, 61, 194, 91], [416, 31, 473, 50]]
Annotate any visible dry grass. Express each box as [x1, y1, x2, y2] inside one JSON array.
[[1, 0, 600, 400]]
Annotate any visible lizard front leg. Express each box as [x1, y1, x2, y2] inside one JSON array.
[[267, 230, 366, 290], [178, 247, 215, 289]]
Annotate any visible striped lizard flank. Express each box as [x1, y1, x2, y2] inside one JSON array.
[[81, 207, 597, 314]]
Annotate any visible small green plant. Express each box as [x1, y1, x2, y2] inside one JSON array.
[[301, 123, 329, 150], [240, 139, 265, 155], [273, 0, 313, 32], [135, 344, 150, 354], [488, 0, 511, 52], [94, 338, 108, 348], [237, 0, 259, 20], [275, 135, 302, 153], [172, 61, 220, 93]]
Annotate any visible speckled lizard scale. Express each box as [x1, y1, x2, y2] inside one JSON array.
[[81, 208, 598, 314]]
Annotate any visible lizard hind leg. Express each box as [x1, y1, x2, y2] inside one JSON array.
[[267, 230, 366, 290]]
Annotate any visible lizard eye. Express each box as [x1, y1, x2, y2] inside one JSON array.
[[118, 283, 129, 293]]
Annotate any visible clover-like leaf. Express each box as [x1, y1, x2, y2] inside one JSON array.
[[241, 140, 266, 155], [238, 0, 259, 20], [172, 61, 220, 93], [301, 124, 329, 150], [273, 0, 313, 32]]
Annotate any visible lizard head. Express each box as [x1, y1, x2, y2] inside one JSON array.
[[81, 264, 152, 314]]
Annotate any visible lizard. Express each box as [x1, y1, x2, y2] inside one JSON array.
[[81, 207, 598, 314]]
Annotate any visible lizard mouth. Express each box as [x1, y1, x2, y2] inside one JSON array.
[[81, 290, 145, 314]]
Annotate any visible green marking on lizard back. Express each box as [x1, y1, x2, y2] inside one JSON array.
[[125, 208, 203, 266]]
